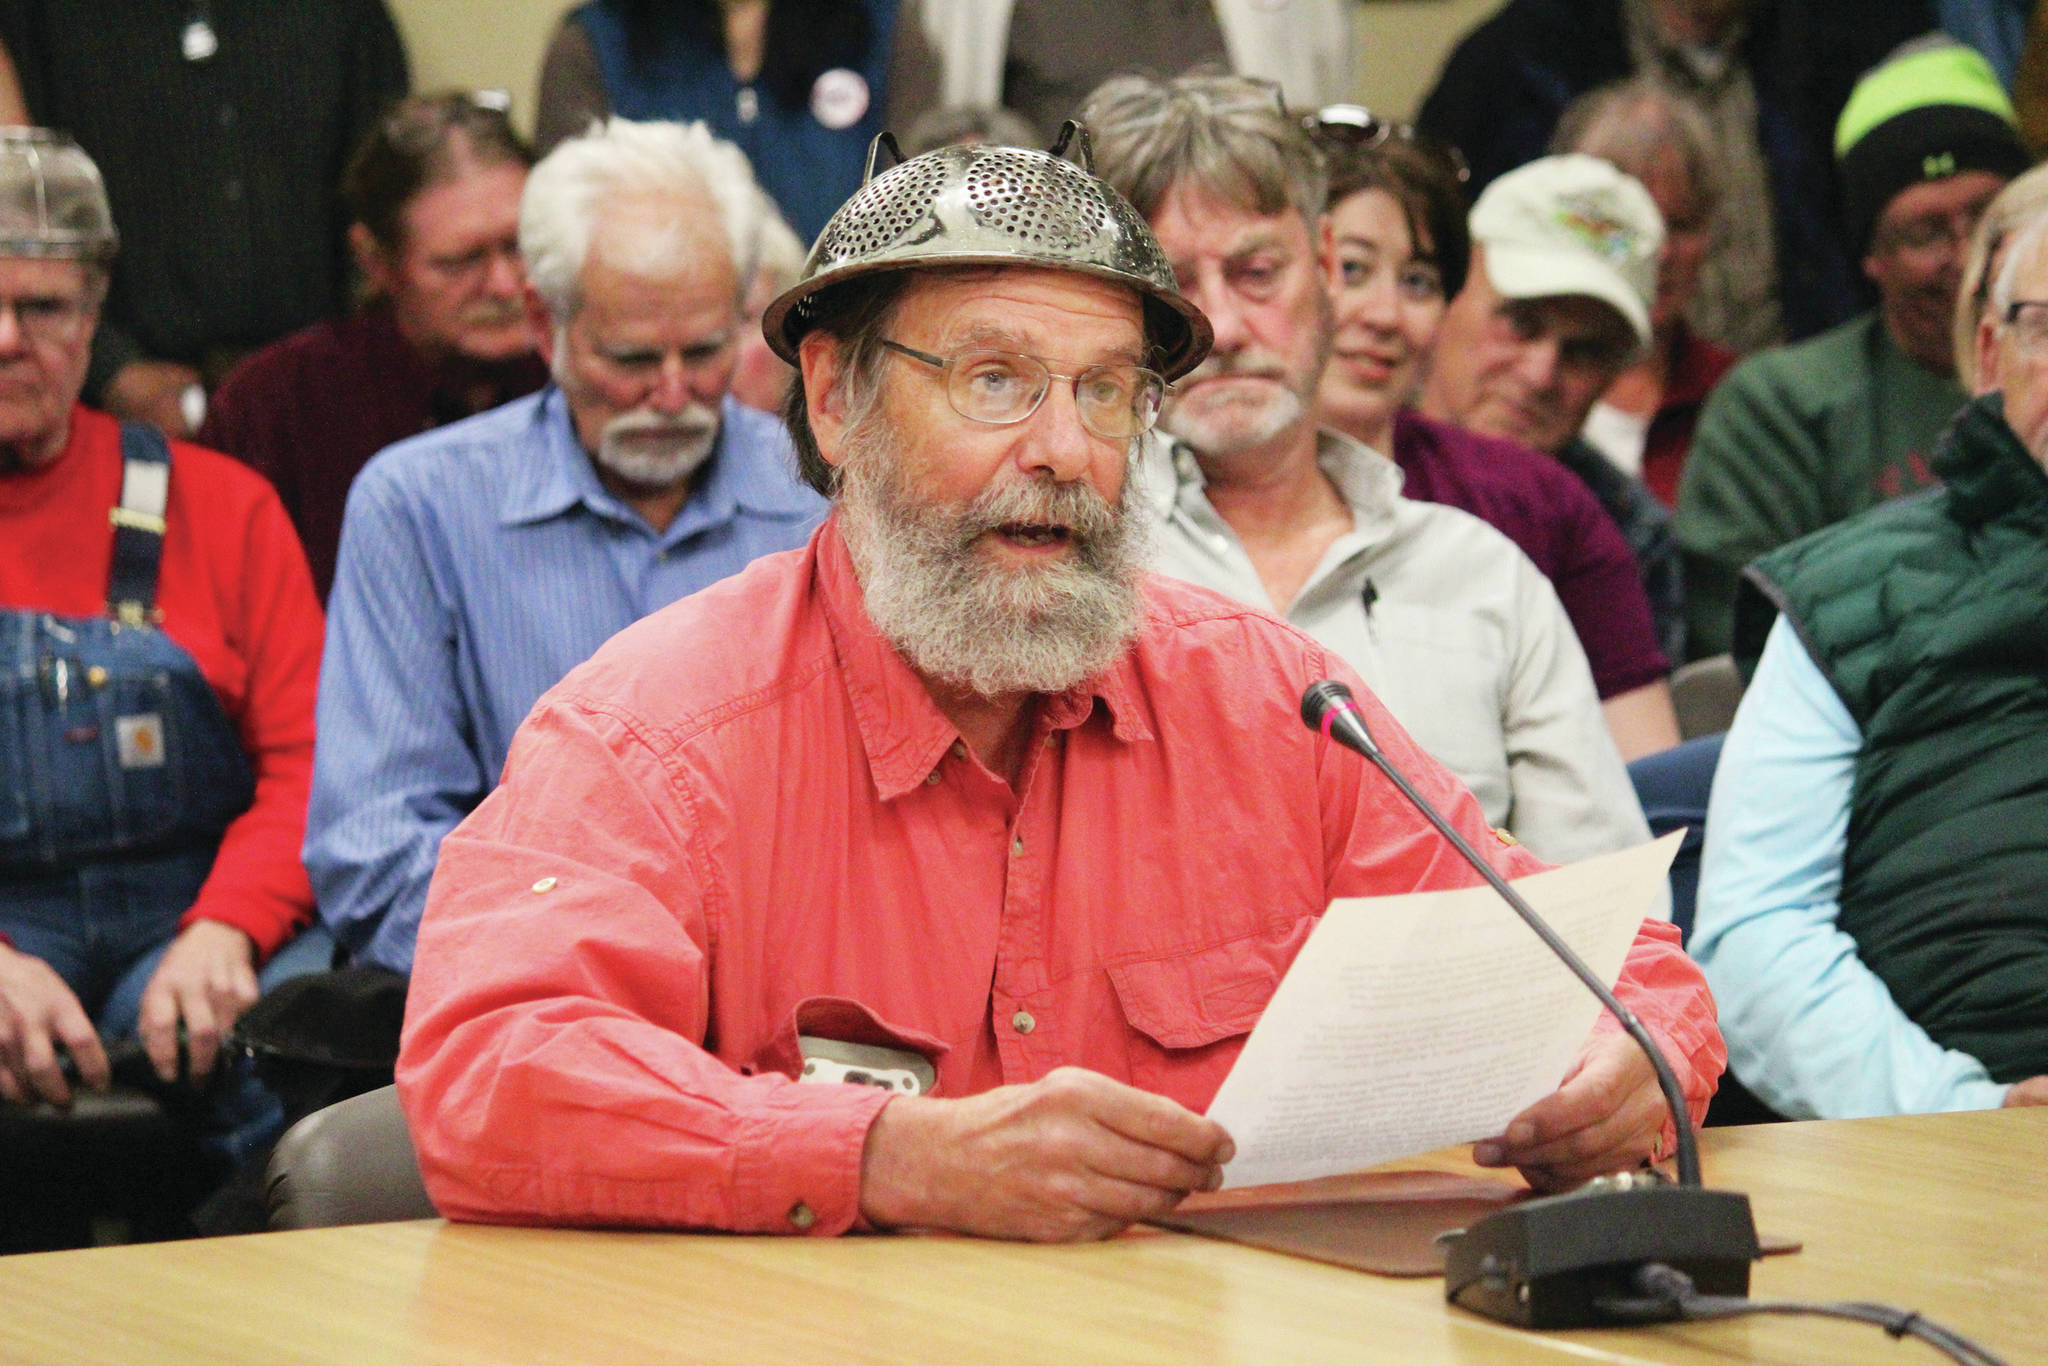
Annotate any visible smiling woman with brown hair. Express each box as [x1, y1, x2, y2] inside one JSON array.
[[1312, 120, 1680, 762]]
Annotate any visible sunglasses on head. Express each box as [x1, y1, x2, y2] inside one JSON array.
[[1302, 104, 1471, 186]]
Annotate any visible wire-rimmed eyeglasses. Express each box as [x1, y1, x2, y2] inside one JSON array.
[[880, 340, 1168, 440], [2001, 300, 2048, 357], [1302, 104, 1471, 186]]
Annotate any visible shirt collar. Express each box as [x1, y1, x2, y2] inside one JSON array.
[[1149, 426, 1404, 531], [497, 389, 809, 533], [812, 514, 1154, 801]]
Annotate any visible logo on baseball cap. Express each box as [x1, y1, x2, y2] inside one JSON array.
[[1468, 154, 1662, 350]]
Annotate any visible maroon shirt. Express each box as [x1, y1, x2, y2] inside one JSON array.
[[1392, 410, 1668, 698], [1642, 324, 1739, 509], [200, 301, 548, 600]]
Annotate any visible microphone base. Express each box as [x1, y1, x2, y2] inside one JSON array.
[[1441, 1179, 1758, 1328]]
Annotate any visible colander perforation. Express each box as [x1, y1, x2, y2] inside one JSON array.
[[816, 156, 949, 263], [962, 157, 1103, 251]]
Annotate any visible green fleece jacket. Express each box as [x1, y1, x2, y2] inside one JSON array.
[[1673, 311, 1964, 659]]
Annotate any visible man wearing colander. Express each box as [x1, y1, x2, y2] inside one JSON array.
[[397, 129, 1722, 1240]]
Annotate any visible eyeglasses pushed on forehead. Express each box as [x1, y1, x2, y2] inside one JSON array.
[[1303, 104, 1472, 186]]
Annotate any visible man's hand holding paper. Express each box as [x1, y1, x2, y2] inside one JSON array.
[[1206, 835, 1686, 1191]]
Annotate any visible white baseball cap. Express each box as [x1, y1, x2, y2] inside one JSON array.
[[1468, 154, 1662, 350]]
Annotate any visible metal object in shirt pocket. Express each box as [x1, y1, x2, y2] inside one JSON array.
[[796, 1036, 935, 1095]]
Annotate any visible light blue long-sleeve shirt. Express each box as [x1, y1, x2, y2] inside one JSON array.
[[306, 388, 824, 973], [1691, 616, 2010, 1117]]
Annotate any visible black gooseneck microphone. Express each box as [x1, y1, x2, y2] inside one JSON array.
[[1301, 679, 1759, 1328]]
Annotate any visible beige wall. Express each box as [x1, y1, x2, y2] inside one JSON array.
[[1351, 0, 1498, 117], [385, 0, 1498, 138], [389, 0, 568, 137]]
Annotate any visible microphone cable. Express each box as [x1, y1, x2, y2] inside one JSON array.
[[1593, 1262, 2011, 1366]]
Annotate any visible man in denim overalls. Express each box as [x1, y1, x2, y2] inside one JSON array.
[[0, 131, 330, 1226]]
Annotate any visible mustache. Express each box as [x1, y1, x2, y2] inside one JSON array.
[[949, 472, 1123, 549], [604, 405, 719, 440], [460, 298, 528, 328], [1180, 347, 1293, 387]]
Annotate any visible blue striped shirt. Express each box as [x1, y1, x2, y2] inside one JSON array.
[[307, 387, 825, 972]]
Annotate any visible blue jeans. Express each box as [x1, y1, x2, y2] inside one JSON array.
[[1626, 733, 1726, 945]]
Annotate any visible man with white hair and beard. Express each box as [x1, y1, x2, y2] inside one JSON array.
[[306, 118, 823, 978], [1084, 72, 1650, 869], [394, 137, 1721, 1240]]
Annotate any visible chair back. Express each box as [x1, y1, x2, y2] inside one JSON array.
[[266, 1084, 435, 1229], [1671, 654, 1744, 740]]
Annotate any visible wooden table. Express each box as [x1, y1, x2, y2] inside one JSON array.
[[2, 1108, 2042, 1365]]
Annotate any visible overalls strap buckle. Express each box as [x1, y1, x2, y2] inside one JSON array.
[[107, 422, 172, 624]]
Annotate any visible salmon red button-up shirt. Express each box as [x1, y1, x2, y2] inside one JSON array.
[[398, 518, 1722, 1235]]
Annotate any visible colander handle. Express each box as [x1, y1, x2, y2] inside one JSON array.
[[1047, 120, 1095, 173], [862, 131, 907, 184]]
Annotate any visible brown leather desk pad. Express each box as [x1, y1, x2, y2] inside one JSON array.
[[1151, 1170, 1800, 1278]]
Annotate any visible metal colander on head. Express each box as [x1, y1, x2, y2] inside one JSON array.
[[0, 128, 116, 261], [763, 123, 1212, 381]]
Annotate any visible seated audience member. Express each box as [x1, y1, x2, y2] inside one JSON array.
[[1418, 154, 1686, 748], [396, 137, 1724, 1238], [1555, 80, 1739, 509], [1309, 117, 1678, 760], [728, 195, 806, 415], [201, 92, 548, 602], [885, 0, 1355, 141], [1952, 163, 2048, 387], [307, 118, 824, 977], [1690, 207, 2048, 1119], [0, 134, 328, 1208], [1677, 39, 2030, 658], [1416, 0, 1927, 352], [899, 104, 1044, 157], [533, 0, 898, 241], [0, 0, 409, 438], [1085, 73, 1648, 865]]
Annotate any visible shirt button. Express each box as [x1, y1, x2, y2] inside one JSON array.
[[1011, 836, 1024, 856], [531, 876, 558, 893], [1011, 1011, 1036, 1035], [788, 1201, 816, 1230], [949, 741, 966, 760], [924, 769, 942, 785]]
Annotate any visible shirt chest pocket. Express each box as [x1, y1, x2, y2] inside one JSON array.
[[1104, 916, 1315, 1108]]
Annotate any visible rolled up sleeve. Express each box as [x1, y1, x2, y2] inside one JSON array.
[[396, 697, 892, 1235]]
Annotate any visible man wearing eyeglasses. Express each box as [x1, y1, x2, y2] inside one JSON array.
[[0, 131, 329, 1244], [394, 134, 1721, 1241], [199, 92, 548, 604], [1418, 155, 1688, 729], [1676, 40, 2031, 659], [1690, 204, 2048, 1122], [305, 118, 822, 981], [1080, 73, 1652, 871]]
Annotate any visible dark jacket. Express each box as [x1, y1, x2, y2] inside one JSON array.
[[1735, 395, 2048, 1084], [1416, 0, 1929, 340]]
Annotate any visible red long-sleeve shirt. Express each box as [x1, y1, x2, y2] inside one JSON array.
[[399, 519, 1722, 1235], [0, 405, 323, 958]]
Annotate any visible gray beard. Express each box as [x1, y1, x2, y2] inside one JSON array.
[[835, 412, 1150, 698], [593, 405, 720, 487]]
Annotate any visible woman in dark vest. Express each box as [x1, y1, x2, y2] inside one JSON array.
[[532, 0, 898, 243], [1691, 206, 2048, 1120]]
